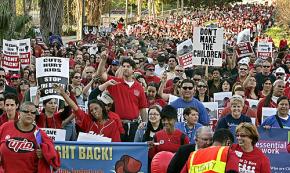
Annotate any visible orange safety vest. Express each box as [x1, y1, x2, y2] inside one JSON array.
[[187, 146, 229, 173]]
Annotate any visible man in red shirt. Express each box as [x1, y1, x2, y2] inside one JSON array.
[[97, 50, 148, 142], [144, 63, 160, 84]]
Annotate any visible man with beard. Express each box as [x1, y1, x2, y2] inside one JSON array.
[[97, 50, 148, 142]]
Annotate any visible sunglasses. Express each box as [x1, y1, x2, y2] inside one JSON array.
[[21, 110, 36, 115], [176, 70, 184, 72], [198, 85, 207, 88], [276, 73, 284, 76], [263, 66, 270, 68], [11, 78, 19, 80], [239, 68, 248, 71], [20, 81, 29, 85], [182, 86, 194, 90], [74, 76, 81, 79], [147, 69, 155, 71], [0, 75, 5, 78]]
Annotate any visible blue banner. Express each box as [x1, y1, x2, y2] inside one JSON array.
[[256, 128, 290, 173], [54, 141, 148, 173]]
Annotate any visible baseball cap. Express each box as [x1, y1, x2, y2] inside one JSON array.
[[112, 60, 120, 66], [10, 74, 20, 79], [275, 67, 285, 74], [97, 92, 114, 105], [238, 57, 250, 65]]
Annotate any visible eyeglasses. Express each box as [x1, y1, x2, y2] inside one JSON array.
[[182, 86, 194, 90], [235, 133, 249, 138], [21, 110, 36, 115], [11, 78, 19, 81], [147, 69, 155, 72], [239, 68, 248, 71], [0, 75, 5, 78], [263, 66, 270, 68], [197, 85, 207, 88], [199, 137, 212, 142]]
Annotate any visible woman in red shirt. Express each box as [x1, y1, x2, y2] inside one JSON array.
[[55, 85, 121, 142], [232, 122, 270, 173]]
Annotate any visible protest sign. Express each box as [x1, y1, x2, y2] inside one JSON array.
[[36, 57, 69, 101], [213, 92, 232, 108], [257, 42, 272, 59], [202, 102, 218, 130], [202, 102, 218, 120], [177, 39, 193, 68], [19, 38, 31, 68], [54, 141, 148, 173], [236, 42, 254, 58], [192, 27, 223, 66], [2, 39, 20, 71], [237, 29, 251, 44], [41, 128, 66, 141], [77, 132, 112, 142]]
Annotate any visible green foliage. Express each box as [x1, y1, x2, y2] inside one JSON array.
[[265, 26, 290, 47], [0, 1, 32, 40]]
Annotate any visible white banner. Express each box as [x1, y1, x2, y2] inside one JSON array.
[[192, 27, 224, 66]]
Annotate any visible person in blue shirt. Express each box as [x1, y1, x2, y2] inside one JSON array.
[[262, 96, 290, 129], [216, 95, 252, 130], [170, 79, 209, 125], [175, 107, 203, 144]]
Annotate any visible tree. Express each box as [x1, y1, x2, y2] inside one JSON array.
[[0, 0, 31, 40], [276, 0, 290, 32], [39, 0, 64, 43]]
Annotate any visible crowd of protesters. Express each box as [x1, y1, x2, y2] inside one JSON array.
[[0, 2, 289, 173]]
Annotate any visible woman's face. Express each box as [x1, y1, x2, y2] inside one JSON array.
[[89, 103, 103, 120], [147, 86, 157, 98], [236, 129, 253, 147], [230, 102, 243, 117], [248, 77, 256, 87], [197, 82, 207, 94], [185, 109, 199, 125], [263, 80, 272, 91], [222, 81, 230, 92], [148, 108, 161, 124], [45, 99, 57, 113], [72, 73, 81, 86], [19, 80, 30, 91]]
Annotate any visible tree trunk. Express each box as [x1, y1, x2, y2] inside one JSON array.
[[181, 0, 184, 14], [137, 0, 142, 21], [40, 0, 64, 43]]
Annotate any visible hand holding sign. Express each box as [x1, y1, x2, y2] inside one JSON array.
[[53, 84, 65, 95], [101, 49, 108, 60]]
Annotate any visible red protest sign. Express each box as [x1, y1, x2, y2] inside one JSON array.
[[236, 42, 253, 58]]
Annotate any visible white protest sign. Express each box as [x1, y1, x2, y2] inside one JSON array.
[[202, 102, 218, 120], [257, 42, 272, 59], [77, 132, 112, 142], [177, 39, 193, 68], [19, 38, 31, 68], [2, 39, 20, 71], [41, 128, 66, 141], [192, 27, 223, 66], [36, 57, 69, 101], [213, 92, 232, 108]]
